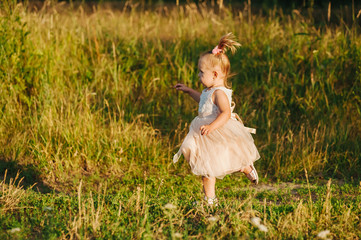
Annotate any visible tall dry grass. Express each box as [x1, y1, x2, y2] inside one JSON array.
[[0, 0, 360, 192], [1, 1, 360, 237]]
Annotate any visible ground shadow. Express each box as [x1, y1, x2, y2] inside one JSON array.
[[0, 158, 53, 194]]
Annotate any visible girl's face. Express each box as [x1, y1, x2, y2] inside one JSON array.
[[198, 56, 224, 89], [198, 67, 215, 88], [198, 57, 217, 88]]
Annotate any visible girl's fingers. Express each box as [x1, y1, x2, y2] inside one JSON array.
[[174, 84, 183, 90], [200, 126, 208, 135]]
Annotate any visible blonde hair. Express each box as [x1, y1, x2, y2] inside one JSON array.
[[198, 33, 241, 88]]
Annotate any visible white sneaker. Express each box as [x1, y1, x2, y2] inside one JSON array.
[[245, 165, 259, 185], [204, 196, 218, 206]]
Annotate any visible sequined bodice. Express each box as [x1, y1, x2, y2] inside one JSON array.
[[198, 87, 232, 118]]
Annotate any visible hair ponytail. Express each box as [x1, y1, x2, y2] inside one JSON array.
[[213, 32, 241, 55]]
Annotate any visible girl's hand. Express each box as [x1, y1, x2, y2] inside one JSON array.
[[173, 83, 190, 93], [173, 83, 201, 103], [200, 125, 214, 135]]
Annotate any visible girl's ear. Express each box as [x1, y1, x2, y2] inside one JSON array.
[[213, 71, 218, 78]]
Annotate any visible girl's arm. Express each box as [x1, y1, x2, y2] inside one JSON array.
[[173, 83, 201, 103], [200, 90, 231, 135]]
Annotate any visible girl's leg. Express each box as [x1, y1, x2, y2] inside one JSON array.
[[242, 165, 252, 174], [202, 176, 216, 198]]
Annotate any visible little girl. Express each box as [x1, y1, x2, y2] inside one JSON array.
[[173, 33, 260, 206]]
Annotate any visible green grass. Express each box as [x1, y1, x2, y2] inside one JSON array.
[[1, 172, 361, 239], [0, 0, 361, 238]]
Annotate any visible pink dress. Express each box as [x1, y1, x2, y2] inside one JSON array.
[[173, 87, 260, 179]]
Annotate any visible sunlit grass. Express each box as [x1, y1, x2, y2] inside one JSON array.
[[0, 0, 360, 238]]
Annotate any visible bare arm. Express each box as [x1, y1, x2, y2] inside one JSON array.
[[173, 83, 201, 103], [200, 90, 231, 135]]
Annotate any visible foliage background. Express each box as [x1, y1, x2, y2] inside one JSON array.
[[0, 0, 360, 238]]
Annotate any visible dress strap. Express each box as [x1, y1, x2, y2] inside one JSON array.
[[211, 87, 232, 104], [230, 101, 256, 134]]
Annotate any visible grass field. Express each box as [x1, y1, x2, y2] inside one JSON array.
[[1, 0, 361, 238]]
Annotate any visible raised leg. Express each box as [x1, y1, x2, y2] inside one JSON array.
[[242, 165, 253, 174]]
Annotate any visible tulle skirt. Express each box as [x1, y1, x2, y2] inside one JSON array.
[[173, 116, 260, 179]]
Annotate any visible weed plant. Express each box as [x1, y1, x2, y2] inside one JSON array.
[[0, 0, 360, 238]]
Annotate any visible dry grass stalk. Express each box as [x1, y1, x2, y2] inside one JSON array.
[[278, 200, 311, 237], [320, 179, 332, 223], [0, 170, 33, 212], [68, 180, 106, 239]]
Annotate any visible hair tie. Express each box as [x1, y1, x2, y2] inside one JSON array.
[[212, 45, 222, 55]]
